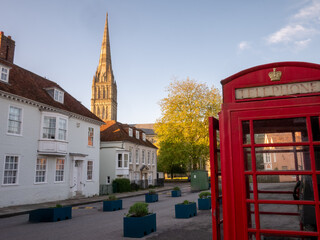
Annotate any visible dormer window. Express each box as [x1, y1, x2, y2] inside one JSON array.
[[46, 87, 64, 104], [54, 89, 64, 103], [142, 133, 146, 141], [129, 128, 133, 137], [0, 64, 10, 83], [136, 130, 140, 139]]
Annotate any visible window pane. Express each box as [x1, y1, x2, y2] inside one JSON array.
[[255, 146, 310, 171], [311, 116, 320, 141], [242, 121, 251, 144], [259, 204, 316, 232], [314, 146, 320, 170], [257, 175, 313, 201], [244, 148, 252, 171], [247, 203, 255, 229], [43, 117, 56, 139], [254, 118, 308, 144], [245, 175, 254, 199]]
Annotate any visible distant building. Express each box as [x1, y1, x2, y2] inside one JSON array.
[[0, 32, 104, 208], [91, 13, 117, 122], [100, 121, 157, 193], [130, 124, 157, 144]]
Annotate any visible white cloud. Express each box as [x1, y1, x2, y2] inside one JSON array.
[[238, 41, 250, 51], [266, 0, 320, 49], [294, 0, 320, 21], [267, 24, 314, 44], [294, 38, 311, 48]]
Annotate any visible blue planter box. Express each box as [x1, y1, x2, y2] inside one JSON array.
[[103, 199, 122, 211], [145, 194, 158, 203], [198, 198, 211, 210], [29, 206, 72, 222], [175, 202, 197, 218], [123, 213, 157, 238], [171, 190, 181, 197]]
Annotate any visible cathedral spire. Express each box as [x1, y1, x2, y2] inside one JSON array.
[[91, 12, 117, 122], [98, 12, 113, 74]]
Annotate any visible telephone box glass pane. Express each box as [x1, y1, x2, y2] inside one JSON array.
[[246, 175, 254, 199], [248, 233, 256, 240], [257, 175, 314, 201], [255, 146, 311, 171], [260, 235, 317, 240], [243, 121, 251, 144], [314, 146, 320, 170], [244, 148, 252, 171], [311, 116, 320, 141], [259, 204, 316, 232], [247, 203, 256, 229], [253, 118, 308, 144]]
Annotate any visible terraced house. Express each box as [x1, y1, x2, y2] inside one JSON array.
[[0, 32, 104, 208]]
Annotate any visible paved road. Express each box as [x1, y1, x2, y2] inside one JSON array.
[[0, 183, 213, 240]]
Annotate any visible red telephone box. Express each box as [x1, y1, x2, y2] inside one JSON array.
[[209, 62, 320, 240]]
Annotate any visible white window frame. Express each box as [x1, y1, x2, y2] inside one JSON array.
[[117, 152, 129, 169], [129, 128, 133, 137], [54, 158, 65, 182], [142, 150, 145, 164], [41, 113, 68, 141], [136, 130, 140, 139], [0, 64, 10, 83], [54, 89, 64, 104], [129, 147, 133, 163], [135, 149, 139, 164], [35, 158, 47, 184], [87, 161, 93, 181], [152, 152, 155, 165], [2, 155, 19, 185], [88, 127, 94, 146], [142, 133, 146, 141], [147, 151, 150, 165], [7, 105, 23, 136]]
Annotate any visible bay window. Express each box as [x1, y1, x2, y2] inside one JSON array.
[[42, 114, 68, 141]]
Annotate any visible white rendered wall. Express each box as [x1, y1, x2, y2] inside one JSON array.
[[0, 97, 101, 208]]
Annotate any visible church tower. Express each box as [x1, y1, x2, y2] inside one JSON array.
[[91, 13, 117, 121]]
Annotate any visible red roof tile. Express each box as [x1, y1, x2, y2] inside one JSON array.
[[0, 58, 103, 123]]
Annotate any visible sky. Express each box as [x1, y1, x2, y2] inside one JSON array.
[[1, 0, 320, 124]]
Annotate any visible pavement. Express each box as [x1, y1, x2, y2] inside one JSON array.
[[0, 184, 175, 218]]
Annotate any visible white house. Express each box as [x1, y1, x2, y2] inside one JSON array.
[[0, 32, 104, 208], [100, 121, 157, 193]]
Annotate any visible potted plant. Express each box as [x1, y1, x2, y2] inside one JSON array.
[[175, 200, 197, 218], [198, 191, 211, 210], [123, 202, 156, 238], [29, 204, 72, 222], [171, 186, 181, 197], [103, 195, 122, 211], [145, 190, 158, 203]]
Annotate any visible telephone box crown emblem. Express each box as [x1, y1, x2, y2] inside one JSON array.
[[268, 68, 282, 81]]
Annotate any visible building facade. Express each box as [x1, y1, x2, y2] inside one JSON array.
[[91, 13, 117, 122], [0, 32, 104, 208], [100, 121, 157, 193]]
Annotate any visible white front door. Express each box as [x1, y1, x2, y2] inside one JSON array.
[[72, 160, 83, 195]]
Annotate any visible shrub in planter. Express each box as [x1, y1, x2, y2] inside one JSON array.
[[198, 191, 211, 210], [145, 190, 158, 203], [171, 186, 181, 197], [103, 195, 122, 211], [175, 200, 197, 219], [29, 204, 72, 222], [123, 202, 157, 238], [112, 178, 131, 193]]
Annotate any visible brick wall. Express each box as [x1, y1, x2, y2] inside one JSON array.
[[0, 31, 15, 63]]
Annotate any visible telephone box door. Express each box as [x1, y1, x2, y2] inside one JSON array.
[[231, 105, 320, 239]]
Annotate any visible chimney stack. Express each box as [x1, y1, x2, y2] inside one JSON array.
[[0, 31, 15, 63]]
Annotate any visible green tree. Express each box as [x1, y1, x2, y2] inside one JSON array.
[[155, 78, 221, 176]]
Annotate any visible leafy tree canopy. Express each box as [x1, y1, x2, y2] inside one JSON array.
[[155, 78, 221, 174]]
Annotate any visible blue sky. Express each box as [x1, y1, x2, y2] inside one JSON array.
[[1, 0, 320, 123]]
